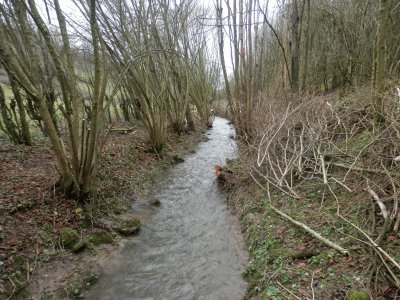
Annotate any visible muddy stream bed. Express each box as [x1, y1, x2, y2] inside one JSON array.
[[86, 117, 247, 299]]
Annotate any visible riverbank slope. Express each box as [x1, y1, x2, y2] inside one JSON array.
[[220, 88, 400, 299], [0, 123, 205, 299]]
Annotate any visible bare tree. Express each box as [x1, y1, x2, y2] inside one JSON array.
[[0, 0, 108, 199]]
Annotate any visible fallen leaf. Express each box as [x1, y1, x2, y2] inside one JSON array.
[[387, 235, 396, 242]]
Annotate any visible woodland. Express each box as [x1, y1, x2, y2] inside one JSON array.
[[0, 0, 400, 299]]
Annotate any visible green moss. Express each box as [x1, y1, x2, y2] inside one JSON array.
[[346, 290, 370, 300], [171, 154, 184, 163], [39, 232, 53, 246], [72, 239, 88, 253], [65, 271, 99, 299], [88, 231, 114, 245], [115, 218, 141, 236], [60, 228, 80, 249]]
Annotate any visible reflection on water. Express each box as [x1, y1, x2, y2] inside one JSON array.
[[86, 117, 247, 300]]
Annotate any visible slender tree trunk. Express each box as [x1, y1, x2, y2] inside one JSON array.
[[82, 0, 108, 195], [216, 1, 233, 115], [0, 84, 19, 143], [185, 104, 195, 131], [291, 0, 300, 92], [239, 0, 244, 90], [374, 0, 388, 123], [9, 75, 31, 145], [232, 0, 240, 103], [112, 101, 121, 122], [246, 0, 253, 135], [54, 0, 81, 175], [301, 0, 310, 91]]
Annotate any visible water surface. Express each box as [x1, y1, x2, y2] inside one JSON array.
[[87, 117, 247, 300]]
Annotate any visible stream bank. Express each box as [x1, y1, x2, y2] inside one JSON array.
[[1, 123, 205, 299]]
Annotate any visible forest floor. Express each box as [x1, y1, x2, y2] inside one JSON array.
[[221, 158, 400, 300], [215, 88, 400, 300], [0, 123, 205, 299]]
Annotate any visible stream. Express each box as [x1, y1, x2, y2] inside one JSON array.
[[86, 117, 247, 300]]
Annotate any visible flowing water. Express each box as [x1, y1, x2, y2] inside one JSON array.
[[86, 117, 247, 300]]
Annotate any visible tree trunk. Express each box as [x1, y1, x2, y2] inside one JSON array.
[[246, 0, 253, 136], [291, 0, 300, 92], [301, 0, 310, 91], [185, 104, 195, 131], [374, 0, 388, 123], [9, 75, 32, 145], [0, 84, 20, 143], [112, 100, 121, 122], [216, 1, 233, 115]]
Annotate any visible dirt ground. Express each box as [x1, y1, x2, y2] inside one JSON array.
[[0, 123, 205, 299]]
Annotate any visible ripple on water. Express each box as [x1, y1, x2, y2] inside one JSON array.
[[86, 117, 247, 300]]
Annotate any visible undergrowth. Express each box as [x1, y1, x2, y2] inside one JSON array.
[[222, 85, 400, 299]]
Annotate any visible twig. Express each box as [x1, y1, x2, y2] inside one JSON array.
[[318, 150, 328, 184], [395, 212, 400, 231], [311, 271, 316, 300], [317, 145, 328, 185], [376, 251, 400, 287], [251, 167, 300, 199], [276, 281, 303, 300], [337, 214, 400, 271], [366, 180, 388, 220], [332, 162, 389, 176], [341, 124, 393, 181], [6, 277, 16, 300], [330, 177, 352, 192], [270, 204, 349, 255], [382, 163, 399, 226]]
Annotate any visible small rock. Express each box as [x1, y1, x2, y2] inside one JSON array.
[[115, 218, 141, 236], [172, 155, 184, 163], [149, 198, 161, 207]]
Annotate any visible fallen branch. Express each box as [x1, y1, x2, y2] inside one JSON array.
[[311, 271, 316, 300], [110, 128, 135, 133], [319, 153, 328, 184], [330, 177, 352, 192], [270, 205, 349, 255], [332, 162, 389, 175], [337, 214, 400, 273], [366, 180, 388, 219], [276, 281, 303, 300]]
